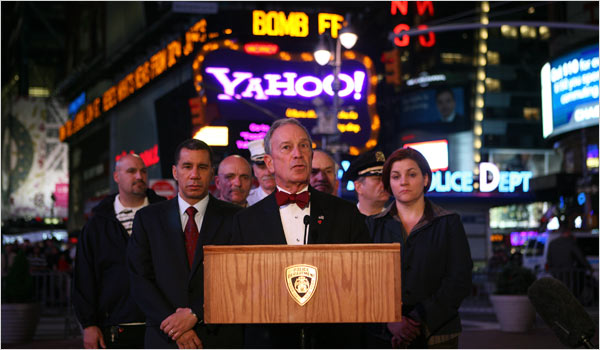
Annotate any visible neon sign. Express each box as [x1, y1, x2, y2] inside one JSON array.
[[252, 11, 344, 38], [204, 67, 366, 101], [235, 123, 270, 149], [390, 1, 436, 48], [115, 144, 159, 167], [60, 19, 211, 142], [192, 41, 380, 155], [429, 163, 532, 193]]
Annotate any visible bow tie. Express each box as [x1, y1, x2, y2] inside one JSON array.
[[275, 190, 310, 209]]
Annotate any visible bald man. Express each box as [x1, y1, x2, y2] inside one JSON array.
[[73, 154, 166, 348], [215, 155, 253, 207], [310, 150, 339, 196]]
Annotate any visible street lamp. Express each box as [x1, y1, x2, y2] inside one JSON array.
[[313, 20, 358, 150]]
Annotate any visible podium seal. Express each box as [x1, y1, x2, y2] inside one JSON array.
[[285, 264, 318, 306]]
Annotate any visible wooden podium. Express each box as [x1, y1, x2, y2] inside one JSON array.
[[203, 243, 401, 324]]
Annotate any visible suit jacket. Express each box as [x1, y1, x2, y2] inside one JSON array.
[[232, 186, 372, 245], [231, 186, 372, 348], [127, 194, 242, 348]]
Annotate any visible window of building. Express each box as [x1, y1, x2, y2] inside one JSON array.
[[520, 25, 537, 39], [487, 51, 500, 65], [500, 25, 518, 38], [485, 77, 501, 92], [523, 107, 540, 121]]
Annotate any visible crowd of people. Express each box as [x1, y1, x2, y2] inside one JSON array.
[[1, 237, 76, 276]]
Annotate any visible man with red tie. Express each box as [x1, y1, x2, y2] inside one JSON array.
[[231, 118, 372, 347], [128, 139, 243, 348]]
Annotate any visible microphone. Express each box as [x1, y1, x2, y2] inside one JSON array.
[[303, 215, 310, 245], [527, 277, 597, 349]]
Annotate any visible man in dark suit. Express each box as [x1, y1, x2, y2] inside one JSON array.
[[231, 118, 372, 348], [128, 139, 243, 349]]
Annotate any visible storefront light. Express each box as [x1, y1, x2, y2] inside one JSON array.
[[193, 126, 229, 146], [477, 69, 486, 81], [476, 97, 485, 109], [482, 2, 490, 13], [479, 42, 487, 54], [479, 28, 488, 40]]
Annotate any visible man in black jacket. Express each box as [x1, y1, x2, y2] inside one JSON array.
[[231, 118, 372, 348], [128, 139, 243, 348], [72, 154, 166, 348]]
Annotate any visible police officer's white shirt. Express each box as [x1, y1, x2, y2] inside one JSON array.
[[277, 185, 310, 245], [247, 186, 269, 206]]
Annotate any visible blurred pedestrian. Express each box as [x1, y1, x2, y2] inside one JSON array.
[[343, 150, 390, 216], [72, 154, 166, 349], [547, 219, 593, 302], [365, 147, 473, 348], [246, 139, 276, 205], [310, 149, 339, 196]]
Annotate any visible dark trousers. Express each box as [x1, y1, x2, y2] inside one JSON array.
[[102, 325, 145, 349]]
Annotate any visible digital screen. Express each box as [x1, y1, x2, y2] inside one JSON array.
[[396, 86, 470, 132], [541, 44, 599, 139]]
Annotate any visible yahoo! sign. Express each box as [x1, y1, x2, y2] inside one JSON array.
[[205, 67, 366, 101], [194, 45, 378, 153]]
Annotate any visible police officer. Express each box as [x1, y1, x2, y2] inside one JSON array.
[[344, 150, 390, 216], [246, 139, 276, 206]]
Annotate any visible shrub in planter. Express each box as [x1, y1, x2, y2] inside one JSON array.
[[490, 264, 538, 332], [495, 264, 537, 295]]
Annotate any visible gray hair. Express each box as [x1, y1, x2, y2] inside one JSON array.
[[264, 118, 313, 155]]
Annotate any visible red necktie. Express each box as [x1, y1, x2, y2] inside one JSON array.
[[275, 190, 310, 209], [184, 206, 199, 268]]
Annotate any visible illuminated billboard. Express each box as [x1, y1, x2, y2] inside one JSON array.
[[192, 40, 379, 155], [541, 44, 599, 139]]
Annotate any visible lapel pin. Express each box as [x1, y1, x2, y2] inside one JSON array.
[[317, 215, 324, 224]]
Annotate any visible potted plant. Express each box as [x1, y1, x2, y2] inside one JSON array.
[[1, 250, 41, 344], [489, 263, 537, 332]]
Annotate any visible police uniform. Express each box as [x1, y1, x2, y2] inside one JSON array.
[[344, 150, 388, 214], [247, 139, 270, 206]]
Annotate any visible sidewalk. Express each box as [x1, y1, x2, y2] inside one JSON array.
[[458, 307, 599, 349], [2, 309, 598, 349]]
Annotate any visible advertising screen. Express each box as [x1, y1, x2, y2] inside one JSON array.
[[397, 86, 470, 133], [541, 44, 599, 139]]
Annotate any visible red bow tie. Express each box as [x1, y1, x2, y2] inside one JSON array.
[[275, 190, 310, 209]]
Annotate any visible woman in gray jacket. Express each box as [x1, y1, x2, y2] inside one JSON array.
[[365, 147, 473, 349]]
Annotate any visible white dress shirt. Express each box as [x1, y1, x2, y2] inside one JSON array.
[[277, 185, 310, 245], [178, 194, 209, 232], [247, 186, 270, 206]]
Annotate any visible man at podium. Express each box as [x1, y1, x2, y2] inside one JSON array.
[[231, 118, 372, 348]]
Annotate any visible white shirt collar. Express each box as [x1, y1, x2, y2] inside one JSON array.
[[276, 185, 309, 195], [114, 194, 148, 214], [177, 193, 209, 218]]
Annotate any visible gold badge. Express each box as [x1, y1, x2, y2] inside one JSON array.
[[375, 151, 386, 162], [285, 264, 318, 306]]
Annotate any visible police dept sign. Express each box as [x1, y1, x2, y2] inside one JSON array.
[[429, 162, 533, 193], [192, 40, 379, 155]]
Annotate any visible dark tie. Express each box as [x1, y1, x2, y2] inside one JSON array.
[[184, 206, 199, 268], [275, 190, 310, 209]]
